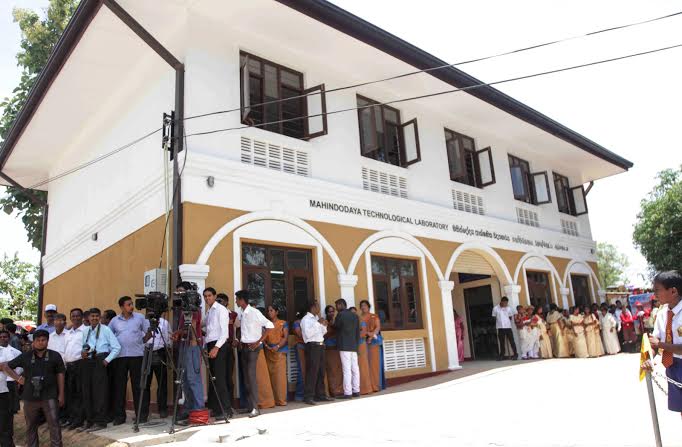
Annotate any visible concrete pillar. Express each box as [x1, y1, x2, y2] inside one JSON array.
[[337, 274, 358, 307], [597, 289, 606, 303], [179, 264, 210, 295], [503, 284, 522, 306], [560, 287, 570, 308], [438, 280, 461, 370]]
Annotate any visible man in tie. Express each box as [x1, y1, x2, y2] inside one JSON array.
[[646, 270, 682, 417]]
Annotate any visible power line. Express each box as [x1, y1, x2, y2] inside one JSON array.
[[28, 127, 162, 189], [182, 10, 682, 122], [25, 41, 682, 189], [185, 42, 682, 139]]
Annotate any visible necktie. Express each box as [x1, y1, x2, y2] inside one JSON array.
[[661, 309, 674, 368]]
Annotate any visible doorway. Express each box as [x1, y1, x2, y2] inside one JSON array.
[[464, 285, 496, 360], [571, 274, 590, 308]]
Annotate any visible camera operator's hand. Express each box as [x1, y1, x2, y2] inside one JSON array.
[[17, 376, 25, 386], [102, 360, 109, 367], [209, 346, 219, 359]]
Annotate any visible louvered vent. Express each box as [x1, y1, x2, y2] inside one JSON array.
[[241, 136, 309, 177], [561, 219, 579, 237], [361, 167, 407, 199], [383, 338, 427, 372], [452, 189, 485, 215], [287, 347, 298, 384], [516, 208, 539, 228]]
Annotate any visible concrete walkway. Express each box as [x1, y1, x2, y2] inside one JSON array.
[[97, 354, 681, 446]]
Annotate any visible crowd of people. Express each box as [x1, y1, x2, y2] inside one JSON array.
[[453, 295, 661, 363], [0, 283, 385, 447]]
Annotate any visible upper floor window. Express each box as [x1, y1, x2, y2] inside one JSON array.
[[444, 129, 495, 188], [508, 154, 551, 205], [240, 52, 327, 140], [357, 95, 420, 168], [553, 172, 588, 216]]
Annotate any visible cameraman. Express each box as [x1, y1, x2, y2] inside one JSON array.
[[1, 329, 65, 447], [142, 313, 170, 419], [79, 308, 120, 433], [173, 281, 205, 424], [109, 296, 150, 425], [202, 287, 232, 418]]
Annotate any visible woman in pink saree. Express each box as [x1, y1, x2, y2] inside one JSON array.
[[454, 310, 465, 362]]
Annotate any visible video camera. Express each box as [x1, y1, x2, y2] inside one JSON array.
[[172, 282, 202, 312], [134, 291, 169, 330]]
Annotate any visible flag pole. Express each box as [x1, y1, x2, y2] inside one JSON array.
[[645, 370, 663, 447]]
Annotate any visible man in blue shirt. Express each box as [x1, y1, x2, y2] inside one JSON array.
[[78, 308, 120, 433], [109, 296, 149, 425], [36, 304, 58, 334]]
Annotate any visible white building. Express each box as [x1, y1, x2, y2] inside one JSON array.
[[0, 0, 631, 378]]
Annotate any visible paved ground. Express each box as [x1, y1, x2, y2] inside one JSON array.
[[100, 354, 680, 447]]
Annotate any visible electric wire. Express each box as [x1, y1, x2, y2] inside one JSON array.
[[23, 41, 682, 189], [185, 42, 682, 139], [181, 10, 682, 122]]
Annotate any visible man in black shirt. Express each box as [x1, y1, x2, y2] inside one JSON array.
[[333, 299, 361, 398], [1, 329, 65, 447]]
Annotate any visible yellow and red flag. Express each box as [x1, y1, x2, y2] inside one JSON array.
[[639, 334, 655, 381]]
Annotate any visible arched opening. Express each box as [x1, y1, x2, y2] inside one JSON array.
[[514, 252, 564, 308], [564, 260, 601, 307]]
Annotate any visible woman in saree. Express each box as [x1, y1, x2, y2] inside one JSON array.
[[454, 310, 465, 363], [600, 304, 621, 355], [569, 306, 588, 358], [360, 300, 385, 392], [584, 305, 604, 357], [264, 305, 289, 406], [323, 305, 343, 397], [292, 311, 306, 401], [620, 306, 637, 352], [532, 306, 553, 359], [353, 307, 373, 395], [546, 304, 569, 358], [563, 308, 575, 356]]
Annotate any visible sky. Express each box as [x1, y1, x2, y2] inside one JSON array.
[[1, 0, 682, 284]]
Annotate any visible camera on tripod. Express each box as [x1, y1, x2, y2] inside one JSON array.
[[134, 291, 169, 330], [172, 283, 202, 312]]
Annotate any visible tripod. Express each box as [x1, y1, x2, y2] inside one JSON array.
[[133, 317, 175, 433], [169, 310, 230, 434]]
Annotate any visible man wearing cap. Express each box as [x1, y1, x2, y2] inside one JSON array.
[[1, 329, 65, 447], [37, 304, 58, 334]]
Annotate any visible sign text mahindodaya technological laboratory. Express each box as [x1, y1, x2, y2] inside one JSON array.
[[309, 199, 570, 252]]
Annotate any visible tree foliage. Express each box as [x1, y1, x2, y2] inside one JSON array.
[[633, 167, 682, 273], [0, 0, 78, 249], [596, 242, 629, 287], [0, 253, 39, 321]]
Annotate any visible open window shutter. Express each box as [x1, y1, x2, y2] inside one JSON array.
[[531, 171, 551, 204], [446, 136, 467, 179], [399, 118, 421, 167], [241, 56, 251, 122], [358, 104, 378, 154], [570, 185, 588, 215], [510, 166, 528, 201], [475, 147, 496, 187], [303, 84, 327, 139]]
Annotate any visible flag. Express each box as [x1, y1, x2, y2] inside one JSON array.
[[639, 334, 654, 381]]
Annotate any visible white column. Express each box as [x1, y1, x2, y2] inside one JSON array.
[[179, 264, 210, 295], [438, 280, 461, 370], [503, 284, 522, 360], [503, 284, 521, 306], [337, 274, 358, 307], [597, 289, 606, 302], [560, 287, 570, 308]]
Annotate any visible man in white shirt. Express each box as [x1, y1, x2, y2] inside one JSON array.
[[235, 290, 273, 418], [202, 287, 232, 420], [492, 297, 518, 361], [63, 308, 88, 430], [141, 316, 170, 419], [301, 301, 332, 405], [0, 329, 22, 446], [646, 271, 682, 416], [48, 313, 68, 359]]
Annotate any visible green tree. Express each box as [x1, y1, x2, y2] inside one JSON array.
[[0, 0, 79, 249], [0, 253, 39, 321], [596, 242, 629, 287], [633, 167, 682, 272]]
